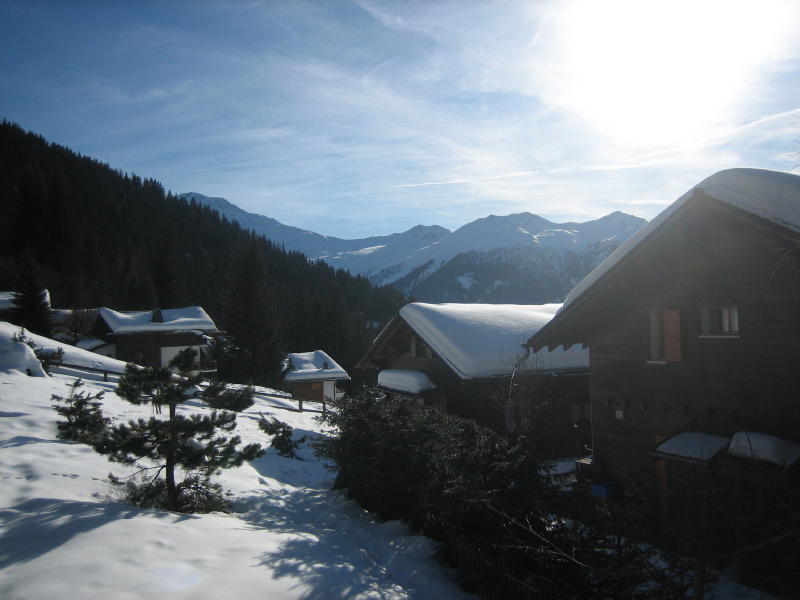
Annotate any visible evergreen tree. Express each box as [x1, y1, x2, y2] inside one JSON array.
[[0, 120, 407, 372], [52, 379, 109, 445], [97, 349, 263, 512], [259, 417, 302, 459], [10, 250, 52, 337], [216, 239, 283, 384]]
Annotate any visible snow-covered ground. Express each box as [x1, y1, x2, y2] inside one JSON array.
[[0, 367, 471, 599], [0, 321, 127, 374], [0, 326, 774, 599]]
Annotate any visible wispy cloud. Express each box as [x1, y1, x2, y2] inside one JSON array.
[[1, 0, 799, 236]]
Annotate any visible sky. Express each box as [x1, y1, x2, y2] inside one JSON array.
[[2, 0, 799, 238]]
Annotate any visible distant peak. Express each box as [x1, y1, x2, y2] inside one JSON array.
[[408, 224, 450, 233], [179, 192, 232, 205], [596, 210, 646, 223]]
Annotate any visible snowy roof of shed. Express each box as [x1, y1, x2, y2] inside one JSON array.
[[283, 350, 349, 382], [399, 303, 589, 380], [652, 432, 731, 463], [377, 369, 436, 395], [729, 432, 800, 468], [561, 169, 800, 312], [98, 306, 218, 334]]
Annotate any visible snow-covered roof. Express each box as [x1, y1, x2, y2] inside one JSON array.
[[399, 303, 588, 380], [377, 369, 437, 395], [729, 432, 800, 468], [560, 169, 800, 312], [99, 306, 217, 334], [0, 289, 51, 311], [283, 350, 349, 382], [653, 432, 731, 463]]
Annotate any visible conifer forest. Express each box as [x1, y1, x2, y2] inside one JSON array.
[[0, 121, 406, 384]]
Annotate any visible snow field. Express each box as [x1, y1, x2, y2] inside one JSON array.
[[0, 371, 472, 600], [0, 321, 128, 374]]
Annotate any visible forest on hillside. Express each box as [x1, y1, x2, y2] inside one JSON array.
[[0, 120, 406, 383]]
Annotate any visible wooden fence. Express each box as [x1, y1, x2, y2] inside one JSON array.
[[53, 363, 325, 415], [447, 537, 540, 600]]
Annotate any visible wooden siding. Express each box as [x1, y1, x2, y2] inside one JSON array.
[[112, 332, 208, 369], [291, 381, 324, 402], [587, 198, 800, 499]]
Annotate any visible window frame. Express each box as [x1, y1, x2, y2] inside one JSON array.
[[698, 306, 739, 338]]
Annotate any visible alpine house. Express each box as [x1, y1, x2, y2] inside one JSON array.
[[357, 302, 589, 451], [526, 168, 800, 536], [93, 306, 219, 374]]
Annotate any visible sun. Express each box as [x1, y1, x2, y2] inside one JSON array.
[[537, 0, 798, 149]]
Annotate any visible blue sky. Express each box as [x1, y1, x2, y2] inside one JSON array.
[[2, 0, 799, 238]]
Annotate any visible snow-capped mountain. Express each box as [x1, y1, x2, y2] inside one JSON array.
[[180, 192, 646, 302], [375, 211, 645, 294], [403, 240, 622, 304], [180, 192, 450, 272]]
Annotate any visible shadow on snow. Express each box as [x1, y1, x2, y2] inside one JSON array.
[[0, 497, 195, 568], [240, 485, 421, 600]]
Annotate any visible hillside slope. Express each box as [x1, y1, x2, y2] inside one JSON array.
[[0, 333, 471, 599], [0, 121, 407, 380]]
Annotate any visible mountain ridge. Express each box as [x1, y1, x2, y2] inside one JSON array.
[[179, 192, 647, 302]]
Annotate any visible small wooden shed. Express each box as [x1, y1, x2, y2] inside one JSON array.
[[282, 350, 350, 402]]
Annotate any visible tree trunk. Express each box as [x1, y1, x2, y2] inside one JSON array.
[[165, 403, 179, 510], [691, 555, 706, 599]]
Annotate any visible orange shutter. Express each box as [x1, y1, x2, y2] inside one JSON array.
[[662, 308, 682, 362]]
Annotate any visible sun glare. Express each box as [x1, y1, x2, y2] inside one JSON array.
[[540, 0, 797, 149]]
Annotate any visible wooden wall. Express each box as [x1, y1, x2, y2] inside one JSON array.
[[113, 332, 207, 369], [588, 198, 800, 501], [290, 381, 324, 402]]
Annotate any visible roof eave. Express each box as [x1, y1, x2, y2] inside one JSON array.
[[527, 189, 710, 351], [355, 317, 403, 369]]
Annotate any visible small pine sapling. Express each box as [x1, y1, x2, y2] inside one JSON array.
[[99, 348, 264, 512], [202, 380, 255, 412], [52, 379, 109, 445], [36, 346, 64, 374], [12, 327, 64, 374], [259, 416, 302, 459]]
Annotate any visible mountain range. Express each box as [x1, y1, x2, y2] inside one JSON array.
[[179, 192, 646, 303]]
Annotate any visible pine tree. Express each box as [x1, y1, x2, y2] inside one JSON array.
[[98, 349, 263, 512], [0, 120, 407, 368], [217, 239, 284, 384], [52, 379, 109, 444], [10, 249, 52, 337]]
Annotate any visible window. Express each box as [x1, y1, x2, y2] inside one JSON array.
[[700, 306, 739, 336], [419, 339, 434, 359], [410, 334, 433, 359], [649, 308, 681, 363]]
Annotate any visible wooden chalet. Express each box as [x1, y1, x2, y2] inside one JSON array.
[[282, 350, 349, 402], [93, 306, 219, 374], [527, 168, 800, 528], [357, 302, 590, 453]]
